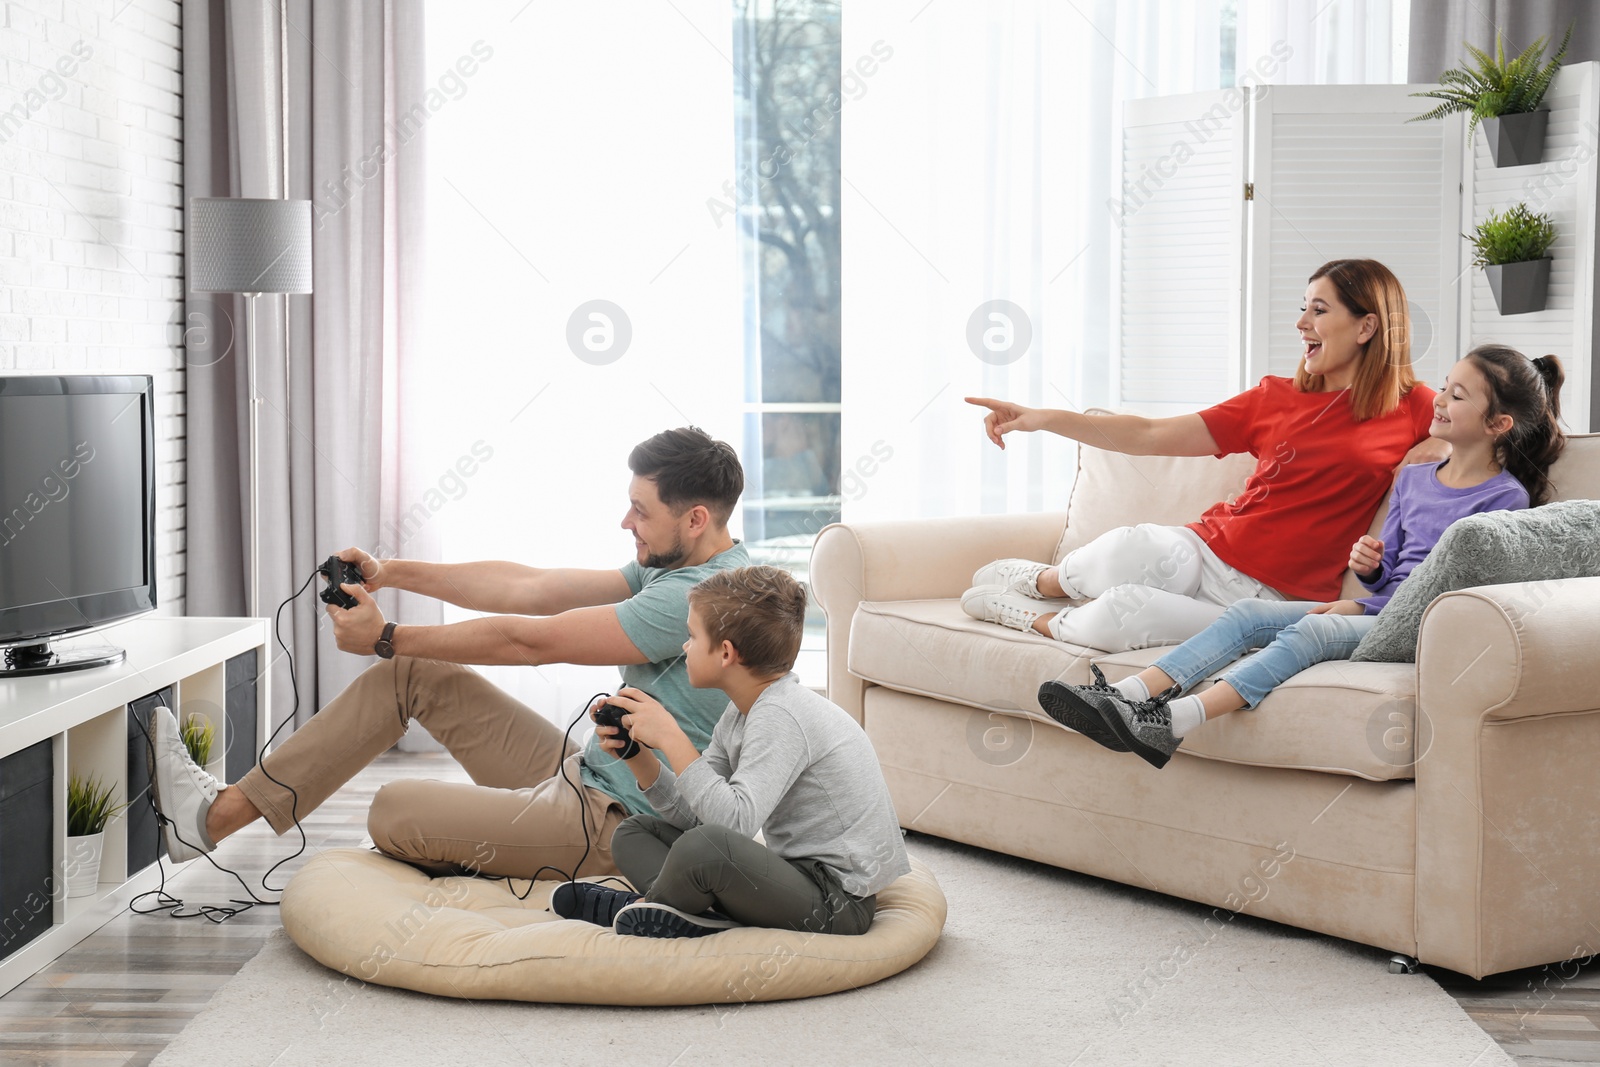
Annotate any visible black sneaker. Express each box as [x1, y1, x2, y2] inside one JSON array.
[[550, 881, 641, 926], [613, 901, 741, 939], [1092, 684, 1183, 769], [1037, 665, 1131, 752]]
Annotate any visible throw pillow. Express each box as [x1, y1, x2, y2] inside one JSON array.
[[1349, 500, 1600, 663]]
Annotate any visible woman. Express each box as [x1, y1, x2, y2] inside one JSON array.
[[1040, 346, 1564, 768], [964, 258, 1443, 653]]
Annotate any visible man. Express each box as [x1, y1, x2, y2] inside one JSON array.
[[148, 426, 748, 879]]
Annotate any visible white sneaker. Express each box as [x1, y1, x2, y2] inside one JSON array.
[[150, 706, 218, 862], [962, 585, 1066, 634], [972, 558, 1051, 599]]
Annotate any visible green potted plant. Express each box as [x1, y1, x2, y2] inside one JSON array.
[[1410, 26, 1571, 167], [65, 772, 129, 898], [1467, 203, 1558, 316], [181, 713, 215, 769]]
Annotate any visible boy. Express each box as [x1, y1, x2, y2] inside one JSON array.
[[552, 565, 910, 938]]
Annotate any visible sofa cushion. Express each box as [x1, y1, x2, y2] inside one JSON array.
[[850, 598, 1421, 782], [1053, 437, 1256, 563], [849, 599, 1102, 723], [1548, 432, 1600, 501], [1351, 499, 1600, 663], [1081, 648, 1419, 781]]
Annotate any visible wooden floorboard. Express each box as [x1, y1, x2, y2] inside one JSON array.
[[1, 749, 1594, 1064], [0, 750, 465, 1066]]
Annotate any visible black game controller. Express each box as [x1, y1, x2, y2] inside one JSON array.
[[318, 556, 365, 610], [593, 692, 651, 760]]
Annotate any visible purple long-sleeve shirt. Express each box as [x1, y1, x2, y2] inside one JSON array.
[[1357, 460, 1529, 614]]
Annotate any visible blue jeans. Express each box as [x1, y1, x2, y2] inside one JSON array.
[[1151, 599, 1378, 709]]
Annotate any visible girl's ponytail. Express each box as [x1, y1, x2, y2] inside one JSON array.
[[1464, 346, 1567, 506], [1531, 354, 1565, 424]]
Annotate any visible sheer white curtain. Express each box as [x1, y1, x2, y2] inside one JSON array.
[[419, 2, 740, 721], [840, 0, 1231, 525], [841, 0, 1407, 526], [1236, 0, 1410, 85]]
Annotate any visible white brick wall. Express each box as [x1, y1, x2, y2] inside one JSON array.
[[0, 0, 185, 613]]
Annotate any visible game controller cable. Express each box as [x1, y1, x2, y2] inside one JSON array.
[[130, 567, 321, 921], [130, 558, 638, 917], [487, 689, 641, 901]]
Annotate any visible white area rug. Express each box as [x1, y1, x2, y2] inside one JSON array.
[[152, 836, 1511, 1067]]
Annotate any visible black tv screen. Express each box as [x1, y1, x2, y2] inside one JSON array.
[[0, 375, 156, 659]]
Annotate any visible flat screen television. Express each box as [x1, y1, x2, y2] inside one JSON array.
[[0, 375, 157, 677]]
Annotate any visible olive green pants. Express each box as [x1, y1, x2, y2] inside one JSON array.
[[611, 815, 876, 935]]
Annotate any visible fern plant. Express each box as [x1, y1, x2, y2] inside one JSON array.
[[1410, 25, 1572, 141], [67, 772, 128, 837], [181, 713, 215, 768], [1466, 203, 1558, 267]]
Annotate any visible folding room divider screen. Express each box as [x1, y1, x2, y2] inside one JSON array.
[[1112, 63, 1598, 433]]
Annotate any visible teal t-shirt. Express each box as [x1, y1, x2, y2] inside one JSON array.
[[578, 540, 750, 816]]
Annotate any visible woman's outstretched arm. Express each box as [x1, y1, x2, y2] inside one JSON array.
[[965, 396, 1219, 457]]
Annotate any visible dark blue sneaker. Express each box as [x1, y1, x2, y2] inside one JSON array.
[[550, 881, 641, 926], [1037, 665, 1131, 752], [613, 901, 741, 938]]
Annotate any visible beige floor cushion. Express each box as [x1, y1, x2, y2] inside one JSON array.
[[281, 848, 947, 1005]]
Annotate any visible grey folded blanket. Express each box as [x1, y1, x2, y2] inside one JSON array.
[[1350, 499, 1600, 663]]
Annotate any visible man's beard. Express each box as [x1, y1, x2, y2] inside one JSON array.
[[643, 534, 687, 570]]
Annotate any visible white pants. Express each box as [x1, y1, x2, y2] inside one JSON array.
[[1051, 524, 1286, 653]]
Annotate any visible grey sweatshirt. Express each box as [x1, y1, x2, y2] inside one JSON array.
[[642, 674, 911, 898]]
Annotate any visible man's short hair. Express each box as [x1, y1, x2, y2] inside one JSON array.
[[628, 426, 743, 525], [688, 565, 806, 676]]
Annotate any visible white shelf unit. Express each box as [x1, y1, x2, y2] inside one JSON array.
[[0, 616, 270, 998]]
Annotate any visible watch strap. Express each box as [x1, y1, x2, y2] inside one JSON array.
[[375, 621, 399, 659]]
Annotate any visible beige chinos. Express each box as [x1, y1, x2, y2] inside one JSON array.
[[233, 656, 625, 879]]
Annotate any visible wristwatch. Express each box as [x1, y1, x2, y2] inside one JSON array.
[[374, 622, 399, 660]]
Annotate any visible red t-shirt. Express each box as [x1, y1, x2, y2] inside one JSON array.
[[1189, 376, 1436, 601]]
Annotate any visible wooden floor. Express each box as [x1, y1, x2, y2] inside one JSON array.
[[2, 750, 1598, 1066], [0, 751, 446, 1067]]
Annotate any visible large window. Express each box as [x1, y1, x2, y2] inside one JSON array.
[[731, 0, 841, 652]]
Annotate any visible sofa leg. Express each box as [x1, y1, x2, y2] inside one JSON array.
[[1388, 954, 1420, 974]]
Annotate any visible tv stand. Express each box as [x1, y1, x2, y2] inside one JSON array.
[[0, 616, 270, 997], [1, 639, 126, 678]]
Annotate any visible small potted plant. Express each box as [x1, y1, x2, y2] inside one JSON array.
[[1410, 26, 1571, 167], [1468, 203, 1558, 316], [181, 713, 215, 770], [65, 772, 129, 898]]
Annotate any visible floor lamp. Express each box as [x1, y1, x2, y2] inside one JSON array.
[[188, 198, 314, 618]]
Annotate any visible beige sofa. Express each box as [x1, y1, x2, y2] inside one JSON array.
[[812, 433, 1600, 979]]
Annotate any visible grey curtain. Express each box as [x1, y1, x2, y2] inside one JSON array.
[[182, 0, 440, 734], [1409, 0, 1600, 81]]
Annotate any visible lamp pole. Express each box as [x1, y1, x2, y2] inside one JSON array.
[[245, 291, 261, 619]]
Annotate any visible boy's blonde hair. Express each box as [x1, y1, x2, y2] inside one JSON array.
[[688, 565, 807, 676]]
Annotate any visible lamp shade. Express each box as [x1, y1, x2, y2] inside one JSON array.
[[189, 198, 314, 294]]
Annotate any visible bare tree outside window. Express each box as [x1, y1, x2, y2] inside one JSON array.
[[732, 0, 841, 646]]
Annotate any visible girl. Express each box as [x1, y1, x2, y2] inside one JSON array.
[[964, 259, 1442, 654], [1038, 346, 1566, 768]]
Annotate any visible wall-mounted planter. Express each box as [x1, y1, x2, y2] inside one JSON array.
[[1482, 109, 1549, 167], [1486, 257, 1552, 315]]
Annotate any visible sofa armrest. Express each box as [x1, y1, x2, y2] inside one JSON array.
[[810, 512, 1066, 723], [1413, 578, 1600, 977]]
